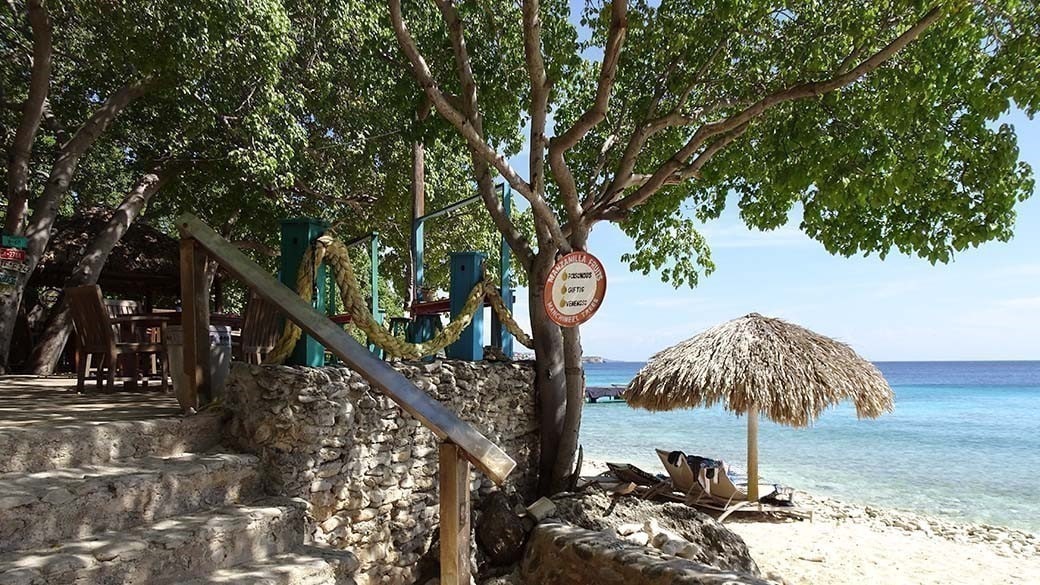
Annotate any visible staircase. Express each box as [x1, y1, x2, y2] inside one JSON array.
[[0, 410, 358, 584]]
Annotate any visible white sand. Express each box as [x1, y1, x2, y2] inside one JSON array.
[[729, 517, 1040, 585], [580, 459, 1040, 584]]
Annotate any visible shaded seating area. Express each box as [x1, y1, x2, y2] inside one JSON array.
[[66, 285, 169, 393]]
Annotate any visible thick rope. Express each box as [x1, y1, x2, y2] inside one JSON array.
[[266, 234, 533, 364]]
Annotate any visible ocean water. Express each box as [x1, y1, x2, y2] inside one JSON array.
[[580, 361, 1040, 532]]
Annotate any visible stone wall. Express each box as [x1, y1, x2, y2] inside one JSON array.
[[223, 361, 539, 585], [520, 522, 772, 585]]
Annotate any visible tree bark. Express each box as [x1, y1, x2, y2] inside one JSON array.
[[27, 164, 173, 374], [0, 79, 154, 372], [528, 246, 567, 495], [552, 323, 586, 490], [4, 0, 52, 235]]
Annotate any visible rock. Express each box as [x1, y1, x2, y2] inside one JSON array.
[[551, 490, 760, 575], [622, 531, 649, 546], [616, 522, 642, 536], [916, 518, 933, 536], [477, 492, 529, 566], [526, 497, 557, 521]]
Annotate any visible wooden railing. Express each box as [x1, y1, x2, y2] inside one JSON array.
[[177, 213, 515, 584]]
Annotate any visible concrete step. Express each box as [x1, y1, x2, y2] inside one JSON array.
[[0, 498, 308, 585], [0, 411, 224, 474], [182, 547, 361, 585], [0, 452, 261, 552]]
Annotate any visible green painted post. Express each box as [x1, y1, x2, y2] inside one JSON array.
[[368, 233, 384, 358], [446, 252, 485, 361], [491, 184, 514, 358], [280, 218, 328, 366]]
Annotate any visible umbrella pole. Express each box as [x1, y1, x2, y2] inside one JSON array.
[[747, 405, 759, 501]]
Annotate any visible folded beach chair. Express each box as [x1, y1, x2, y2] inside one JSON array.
[[655, 449, 793, 517]]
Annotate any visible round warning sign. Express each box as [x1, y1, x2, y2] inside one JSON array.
[[543, 251, 607, 327]]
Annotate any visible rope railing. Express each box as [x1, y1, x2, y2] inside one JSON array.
[[266, 234, 533, 364]]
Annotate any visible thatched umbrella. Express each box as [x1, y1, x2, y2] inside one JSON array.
[[625, 312, 893, 500]]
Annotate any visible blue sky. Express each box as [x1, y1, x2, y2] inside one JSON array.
[[505, 110, 1040, 362]]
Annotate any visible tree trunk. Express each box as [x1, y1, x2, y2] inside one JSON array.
[[552, 325, 586, 490], [529, 247, 568, 494], [27, 166, 171, 374], [4, 0, 52, 236], [0, 79, 152, 372]]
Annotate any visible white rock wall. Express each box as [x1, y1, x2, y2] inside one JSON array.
[[224, 361, 539, 585]]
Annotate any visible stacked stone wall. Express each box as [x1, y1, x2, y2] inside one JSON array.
[[520, 522, 771, 585], [224, 360, 538, 585]]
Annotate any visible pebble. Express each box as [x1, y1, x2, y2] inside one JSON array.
[[802, 493, 1038, 559]]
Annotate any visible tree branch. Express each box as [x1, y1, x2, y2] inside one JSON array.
[[603, 4, 945, 217], [522, 0, 549, 204], [434, 0, 534, 265], [4, 0, 52, 235], [600, 35, 729, 210], [549, 0, 626, 233], [388, 0, 568, 249], [23, 77, 156, 263]]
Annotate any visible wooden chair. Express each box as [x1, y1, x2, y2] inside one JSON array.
[[104, 299, 140, 318], [236, 292, 282, 364], [66, 285, 168, 393]]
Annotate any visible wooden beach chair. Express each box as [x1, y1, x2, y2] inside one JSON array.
[[236, 292, 283, 364], [655, 448, 805, 521]]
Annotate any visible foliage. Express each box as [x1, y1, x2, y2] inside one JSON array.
[[554, 1, 1039, 284]]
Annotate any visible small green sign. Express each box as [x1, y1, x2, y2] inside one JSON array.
[[2, 235, 27, 249], [0, 272, 16, 285]]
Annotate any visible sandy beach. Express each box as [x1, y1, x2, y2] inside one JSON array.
[[581, 460, 1040, 585]]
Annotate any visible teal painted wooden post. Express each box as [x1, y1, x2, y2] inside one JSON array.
[[280, 218, 328, 366], [446, 252, 485, 361], [368, 233, 384, 358], [491, 185, 514, 358], [413, 218, 424, 301]]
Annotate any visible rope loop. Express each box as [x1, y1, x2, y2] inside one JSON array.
[[266, 234, 534, 364]]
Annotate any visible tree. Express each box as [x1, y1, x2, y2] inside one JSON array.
[[0, 0, 297, 372], [5, 0, 520, 372], [388, 0, 1039, 493]]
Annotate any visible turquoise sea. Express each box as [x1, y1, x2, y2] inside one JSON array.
[[580, 361, 1040, 532]]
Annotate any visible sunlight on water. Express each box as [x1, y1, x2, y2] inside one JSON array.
[[580, 361, 1040, 532]]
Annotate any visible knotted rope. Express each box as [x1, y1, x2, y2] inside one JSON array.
[[266, 234, 532, 364]]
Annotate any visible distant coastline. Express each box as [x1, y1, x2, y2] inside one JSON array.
[[514, 352, 609, 364]]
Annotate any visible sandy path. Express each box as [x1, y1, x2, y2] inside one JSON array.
[[729, 519, 1040, 585]]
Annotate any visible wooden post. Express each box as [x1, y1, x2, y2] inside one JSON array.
[[410, 141, 425, 306], [439, 441, 472, 585], [446, 252, 485, 361], [179, 237, 210, 410], [747, 404, 759, 502], [491, 184, 514, 358]]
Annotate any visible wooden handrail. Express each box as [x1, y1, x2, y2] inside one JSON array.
[[176, 213, 516, 485]]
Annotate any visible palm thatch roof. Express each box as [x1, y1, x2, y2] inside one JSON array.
[[625, 313, 894, 427], [29, 207, 179, 296]]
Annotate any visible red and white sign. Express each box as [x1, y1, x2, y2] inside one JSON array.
[[543, 251, 607, 327], [0, 247, 25, 261]]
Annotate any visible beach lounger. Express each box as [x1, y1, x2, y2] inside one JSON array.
[[655, 449, 800, 520], [605, 462, 664, 486]]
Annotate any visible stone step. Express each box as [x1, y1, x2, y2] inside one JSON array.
[[0, 452, 261, 552], [0, 498, 308, 585], [0, 412, 225, 474], [182, 546, 361, 585]]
